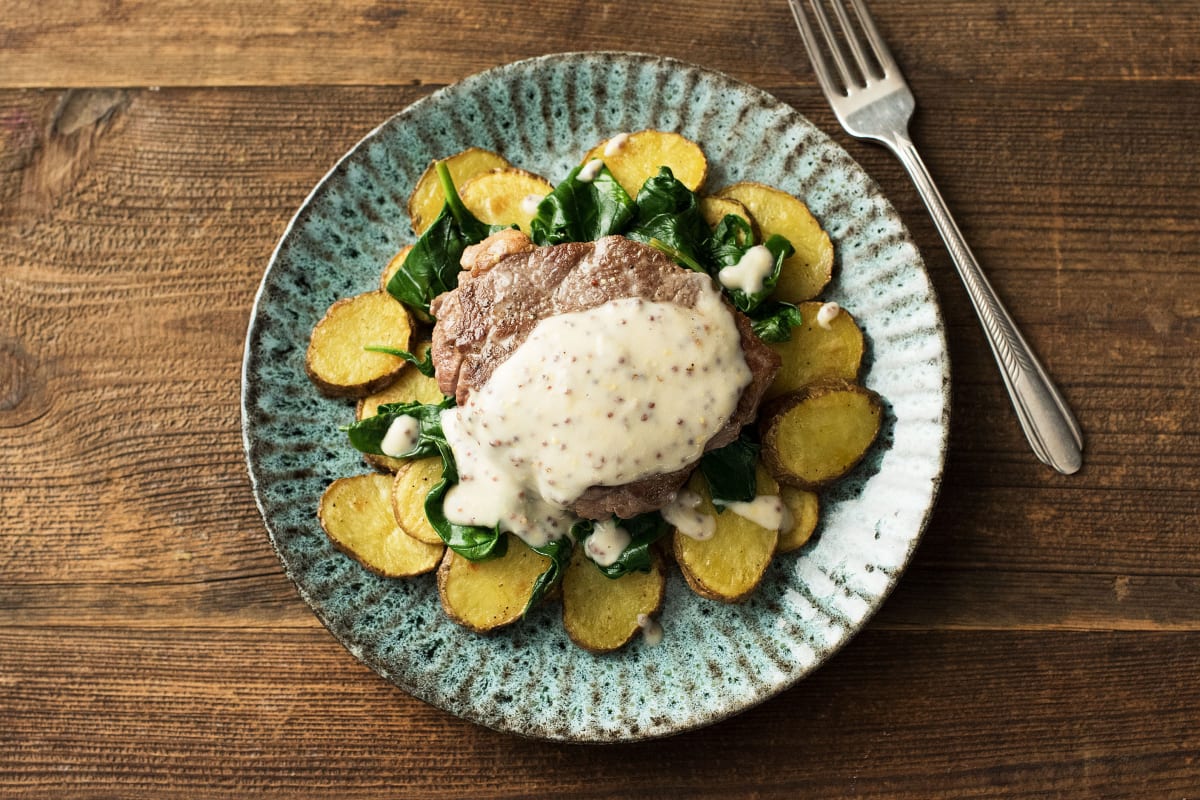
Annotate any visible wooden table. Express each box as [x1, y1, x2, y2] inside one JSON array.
[[2, 2, 1197, 796]]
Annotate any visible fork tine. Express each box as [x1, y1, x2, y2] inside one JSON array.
[[827, 0, 876, 82], [846, 0, 899, 74], [806, 0, 857, 91], [786, 0, 842, 97]]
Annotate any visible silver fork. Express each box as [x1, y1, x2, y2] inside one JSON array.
[[788, 0, 1084, 475]]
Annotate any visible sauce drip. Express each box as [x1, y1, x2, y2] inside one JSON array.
[[718, 245, 775, 295], [816, 301, 841, 330], [380, 415, 420, 457], [440, 286, 750, 548]]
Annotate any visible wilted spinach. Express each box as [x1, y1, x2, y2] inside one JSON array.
[[748, 301, 804, 343], [626, 167, 711, 271], [570, 512, 669, 579], [386, 161, 504, 315], [699, 431, 760, 510], [343, 397, 452, 457], [362, 344, 436, 377], [529, 163, 636, 245]]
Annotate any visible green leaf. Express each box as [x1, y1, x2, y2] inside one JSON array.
[[717, 233, 795, 313], [529, 162, 636, 245], [344, 397, 453, 458], [386, 161, 504, 314], [524, 538, 573, 615], [749, 301, 804, 343], [362, 345, 436, 377], [700, 431, 760, 510], [625, 167, 712, 271], [571, 513, 670, 579], [423, 456, 508, 562], [706, 213, 757, 268]]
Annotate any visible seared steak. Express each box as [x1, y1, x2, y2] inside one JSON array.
[[430, 232, 780, 519]]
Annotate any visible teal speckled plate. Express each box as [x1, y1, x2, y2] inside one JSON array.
[[241, 52, 949, 742]]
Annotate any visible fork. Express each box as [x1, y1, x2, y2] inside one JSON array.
[[788, 0, 1084, 475]]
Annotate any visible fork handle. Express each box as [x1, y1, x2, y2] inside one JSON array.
[[886, 133, 1084, 474]]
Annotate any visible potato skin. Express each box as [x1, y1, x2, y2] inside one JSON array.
[[305, 291, 413, 398], [436, 537, 551, 634], [582, 130, 708, 198], [407, 147, 510, 235], [672, 469, 780, 604], [561, 549, 665, 654], [714, 181, 833, 302], [318, 473, 443, 578], [759, 380, 884, 490], [379, 245, 413, 291]]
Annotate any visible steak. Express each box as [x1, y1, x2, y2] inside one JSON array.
[[430, 231, 780, 519]]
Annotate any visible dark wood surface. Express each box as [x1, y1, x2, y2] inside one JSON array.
[[2, 2, 1198, 797]]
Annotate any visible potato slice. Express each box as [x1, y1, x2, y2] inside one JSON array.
[[778, 487, 819, 553], [698, 195, 757, 239], [379, 244, 413, 291], [305, 291, 412, 397], [356, 342, 443, 471], [437, 535, 551, 633], [582, 130, 707, 198], [561, 548, 665, 653], [760, 380, 884, 490], [318, 473, 443, 577], [408, 147, 511, 235], [459, 168, 553, 233], [766, 301, 865, 400], [672, 469, 780, 603], [390, 457, 445, 545], [714, 182, 833, 301]]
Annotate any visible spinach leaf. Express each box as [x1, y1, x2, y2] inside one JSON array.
[[571, 512, 670, 579], [344, 397, 453, 457], [705, 213, 757, 269], [719, 234, 794, 313], [386, 161, 501, 315], [529, 162, 636, 245], [524, 538, 573, 615], [362, 344, 436, 377], [423, 460, 508, 562], [626, 167, 711, 271], [346, 397, 505, 560], [700, 431, 760, 510], [748, 301, 804, 343]]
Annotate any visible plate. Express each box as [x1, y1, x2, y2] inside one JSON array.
[[241, 52, 949, 742]]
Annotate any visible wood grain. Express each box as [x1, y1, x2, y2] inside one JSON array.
[[0, 1, 1196, 88], [1, 0, 1199, 796]]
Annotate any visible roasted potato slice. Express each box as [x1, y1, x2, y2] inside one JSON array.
[[356, 342, 443, 471], [766, 301, 865, 400], [761, 380, 883, 490], [714, 182, 833, 301], [561, 548, 665, 653], [390, 457, 445, 545], [672, 469, 780, 603], [698, 195, 758, 239], [437, 535, 551, 633], [379, 244, 413, 291], [459, 168, 553, 233], [408, 147, 511, 235], [305, 290, 412, 397], [318, 473, 443, 577], [778, 486, 819, 553], [582, 130, 707, 198]]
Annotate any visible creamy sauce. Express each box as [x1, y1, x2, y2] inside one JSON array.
[[520, 193, 544, 216], [717, 245, 775, 295], [577, 158, 605, 183], [637, 613, 663, 646], [726, 494, 792, 531], [603, 132, 631, 157], [661, 489, 716, 541], [584, 519, 631, 567], [440, 284, 750, 547], [380, 414, 421, 457], [816, 301, 841, 330]]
